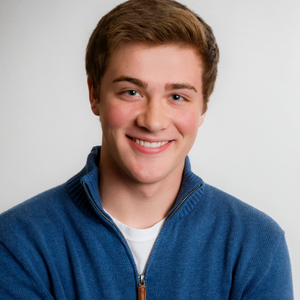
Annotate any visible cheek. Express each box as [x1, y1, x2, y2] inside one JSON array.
[[100, 102, 134, 129], [177, 110, 201, 136]]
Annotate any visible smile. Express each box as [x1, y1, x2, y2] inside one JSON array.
[[132, 138, 169, 148]]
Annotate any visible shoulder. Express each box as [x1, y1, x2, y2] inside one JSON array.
[[183, 181, 286, 263], [180, 162, 282, 238], [188, 182, 292, 296], [194, 183, 288, 276], [0, 184, 76, 297], [1, 184, 69, 217], [0, 184, 71, 244], [199, 182, 283, 234]]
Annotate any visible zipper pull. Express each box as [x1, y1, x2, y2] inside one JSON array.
[[138, 275, 146, 300]]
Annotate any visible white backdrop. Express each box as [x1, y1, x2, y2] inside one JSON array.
[[0, 0, 299, 296]]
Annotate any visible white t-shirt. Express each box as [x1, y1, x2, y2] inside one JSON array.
[[106, 211, 165, 274]]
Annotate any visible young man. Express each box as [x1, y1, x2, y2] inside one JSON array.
[[0, 0, 293, 299]]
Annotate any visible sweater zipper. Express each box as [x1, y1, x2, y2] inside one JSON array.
[[83, 181, 201, 300], [137, 183, 202, 299]]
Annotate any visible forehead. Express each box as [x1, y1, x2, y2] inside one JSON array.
[[104, 43, 203, 86], [110, 42, 202, 65]]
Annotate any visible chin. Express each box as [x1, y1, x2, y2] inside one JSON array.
[[127, 169, 163, 185], [125, 160, 181, 186]]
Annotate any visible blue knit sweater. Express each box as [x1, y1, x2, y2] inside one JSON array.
[[0, 147, 293, 299]]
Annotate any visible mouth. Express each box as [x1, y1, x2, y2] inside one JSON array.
[[130, 137, 170, 148]]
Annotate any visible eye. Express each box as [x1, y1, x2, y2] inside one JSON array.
[[124, 90, 140, 96], [171, 94, 184, 101]]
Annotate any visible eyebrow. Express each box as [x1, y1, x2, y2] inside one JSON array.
[[112, 76, 197, 93], [112, 76, 148, 88], [165, 83, 197, 93]]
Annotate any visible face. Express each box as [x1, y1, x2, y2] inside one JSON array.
[[88, 43, 206, 185]]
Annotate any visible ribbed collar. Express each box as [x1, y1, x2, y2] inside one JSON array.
[[66, 146, 204, 222]]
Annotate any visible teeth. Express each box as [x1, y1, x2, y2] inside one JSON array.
[[133, 138, 169, 148]]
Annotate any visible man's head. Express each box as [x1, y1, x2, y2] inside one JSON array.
[[85, 0, 219, 113]]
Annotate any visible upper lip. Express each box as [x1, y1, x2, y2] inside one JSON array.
[[127, 135, 172, 143]]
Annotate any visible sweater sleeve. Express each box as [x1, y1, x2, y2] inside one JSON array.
[[242, 233, 293, 300], [0, 241, 54, 300]]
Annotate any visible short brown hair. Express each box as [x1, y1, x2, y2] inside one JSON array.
[[85, 0, 219, 113]]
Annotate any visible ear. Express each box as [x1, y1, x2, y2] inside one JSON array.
[[199, 112, 206, 127], [199, 97, 209, 127], [87, 77, 100, 116]]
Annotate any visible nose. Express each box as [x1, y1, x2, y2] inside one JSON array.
[[136, 98, 169, 132]]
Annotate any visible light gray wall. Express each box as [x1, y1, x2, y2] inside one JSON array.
[[0, 0, 299, 295]]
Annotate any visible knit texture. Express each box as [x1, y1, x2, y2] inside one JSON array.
[[0, 146, 293, 299]]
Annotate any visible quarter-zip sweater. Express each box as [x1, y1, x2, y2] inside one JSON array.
[[0, 147, 293, 299]]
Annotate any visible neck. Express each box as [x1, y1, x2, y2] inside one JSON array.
[[98, 156, 183, 229]]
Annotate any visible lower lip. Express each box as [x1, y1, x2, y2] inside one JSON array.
[[128, 138, 173, 154]]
